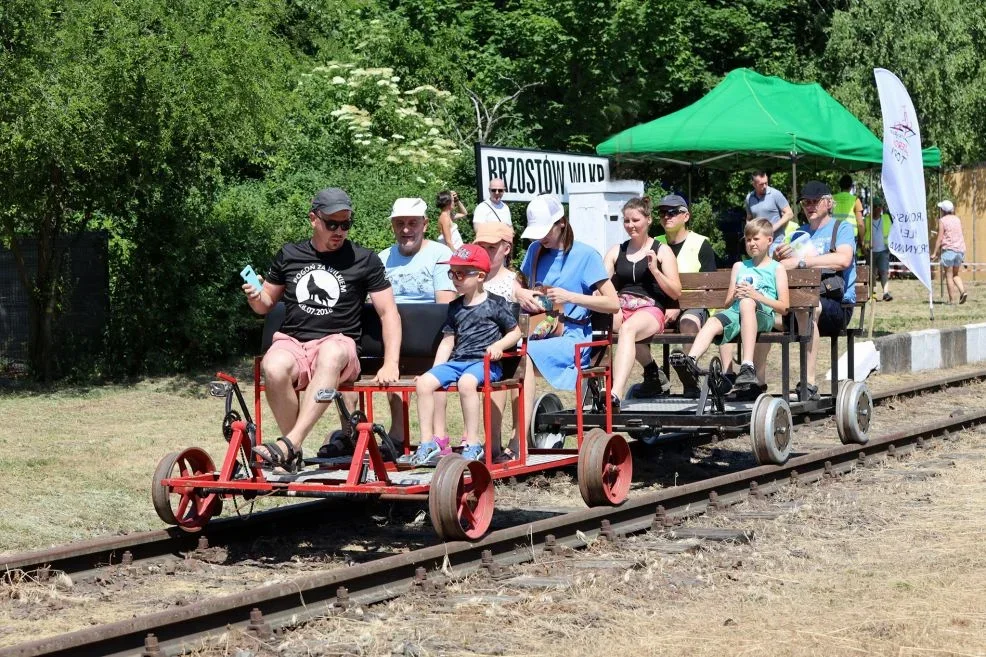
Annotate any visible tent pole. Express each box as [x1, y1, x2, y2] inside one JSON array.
[[867, 167, 877, 339], [791, 153, 797, 210], [688, 167, 693, 202]]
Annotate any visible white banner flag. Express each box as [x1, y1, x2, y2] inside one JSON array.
[[874, 68, 931, 293]]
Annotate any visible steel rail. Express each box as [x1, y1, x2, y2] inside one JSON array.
[[4, 405, 984, 657], [4, 367, 986, 580]]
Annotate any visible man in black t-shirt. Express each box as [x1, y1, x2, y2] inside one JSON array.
[[241, 187, 401, 470]]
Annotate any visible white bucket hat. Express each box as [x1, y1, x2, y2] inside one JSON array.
[[522, 194, 565, 240], [390, 197, 428, 218]]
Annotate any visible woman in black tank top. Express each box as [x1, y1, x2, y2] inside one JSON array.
[[603, 197, 682, 407]]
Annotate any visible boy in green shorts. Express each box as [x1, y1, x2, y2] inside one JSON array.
[[671, 218, 789, 395]]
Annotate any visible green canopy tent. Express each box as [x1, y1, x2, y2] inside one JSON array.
[[596, 68, 941, 198]]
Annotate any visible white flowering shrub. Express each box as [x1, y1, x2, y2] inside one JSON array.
[[293, 62, 461, 180]]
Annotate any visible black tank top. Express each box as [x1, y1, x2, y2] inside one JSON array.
[[611, 241, 673, 310]]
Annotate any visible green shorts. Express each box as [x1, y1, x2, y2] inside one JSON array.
[[712, 302, 774, 345]]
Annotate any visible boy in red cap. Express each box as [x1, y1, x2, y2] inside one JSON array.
[[409, 244, 522, 464]]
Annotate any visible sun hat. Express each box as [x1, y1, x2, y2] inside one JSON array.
[[522, 194, 565, 240], [937, 200, 955, 213], [390, 197, 428, 218], [474, 222, 515, 244]]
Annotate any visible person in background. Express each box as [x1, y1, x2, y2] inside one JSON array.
[[514, 194, 619, 432], [745, 171, 795, 250], [832, 174, 865, 254], [864, 196, 893, 301], [436, 189, 468, 250], [604, 196, 681, 407], [932, 200, 969, 305], [473, 178, 512, 229]]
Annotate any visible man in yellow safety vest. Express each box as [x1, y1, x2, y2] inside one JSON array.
[[832, 175, 865, 255], [863, 196, 893, 301]]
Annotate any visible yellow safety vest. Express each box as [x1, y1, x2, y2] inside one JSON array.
[[657, 231, 708, 273], [863, 212, 892, 245], [832, 192, 860, 236]]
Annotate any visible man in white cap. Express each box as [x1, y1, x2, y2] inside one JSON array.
[[242, 187, 401, 470], [378, 197, 457, 304], [378, 197, 457, 444], [472, 178, 512, 230]]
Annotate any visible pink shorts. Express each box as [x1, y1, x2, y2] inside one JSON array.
[[621, 304, 666, 330], [266, 332, 361, 391]]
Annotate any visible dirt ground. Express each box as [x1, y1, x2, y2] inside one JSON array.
[[186, 418, 986, 657]]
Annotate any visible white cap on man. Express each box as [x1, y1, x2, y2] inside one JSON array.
[[521, 194, 565, 240], [390, 197, 427, 218], [936, 200, 955, 213]]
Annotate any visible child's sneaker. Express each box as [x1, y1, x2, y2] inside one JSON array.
[[460, 443, 485, 461], [410, 436, 451, 465]]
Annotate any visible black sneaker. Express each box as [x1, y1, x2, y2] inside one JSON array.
[[795, 381, 820, 401], [610, 393, 622, 412], [734, 364, 758, 389], [636, 361, 669, 397], [882, 292, 893, 301]]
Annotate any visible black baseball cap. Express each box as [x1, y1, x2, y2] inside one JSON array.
[[798, 180, 831, 200], [311, 188, 352, 214], [657, 194, 689, 209]]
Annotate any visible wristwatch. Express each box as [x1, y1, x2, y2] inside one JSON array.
[[797, 257, 807, 269]]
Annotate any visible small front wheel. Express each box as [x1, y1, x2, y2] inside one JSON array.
[[836, 380, 873, 445], [578, 429, 632, 506], [152, 448, 222, 532], [429, 455, 494, 541], [750, 394, 793, 465]]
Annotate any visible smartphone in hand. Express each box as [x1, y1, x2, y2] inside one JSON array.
[[240, 265, 263, 291]]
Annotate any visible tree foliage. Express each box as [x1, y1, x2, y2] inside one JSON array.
[[3, 0, 985, 379]]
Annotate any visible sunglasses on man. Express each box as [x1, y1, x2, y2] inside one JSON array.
[[317, 213, 354, 231], [660, 207, 686, 218], [489, 187, 506, 193]]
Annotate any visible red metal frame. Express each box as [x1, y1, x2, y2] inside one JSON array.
[[162, 334, 620, 507]]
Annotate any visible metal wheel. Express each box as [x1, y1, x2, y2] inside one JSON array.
[[428, 455, 495, 541], [836, 380, 872, 445], [151, 448, 222, 532], [578, 428, 632, 507], [750, 394, 793, 465], [530, 392, 565, 449]]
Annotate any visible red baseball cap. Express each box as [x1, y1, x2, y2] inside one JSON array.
[[440, 244, 491, 273]]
